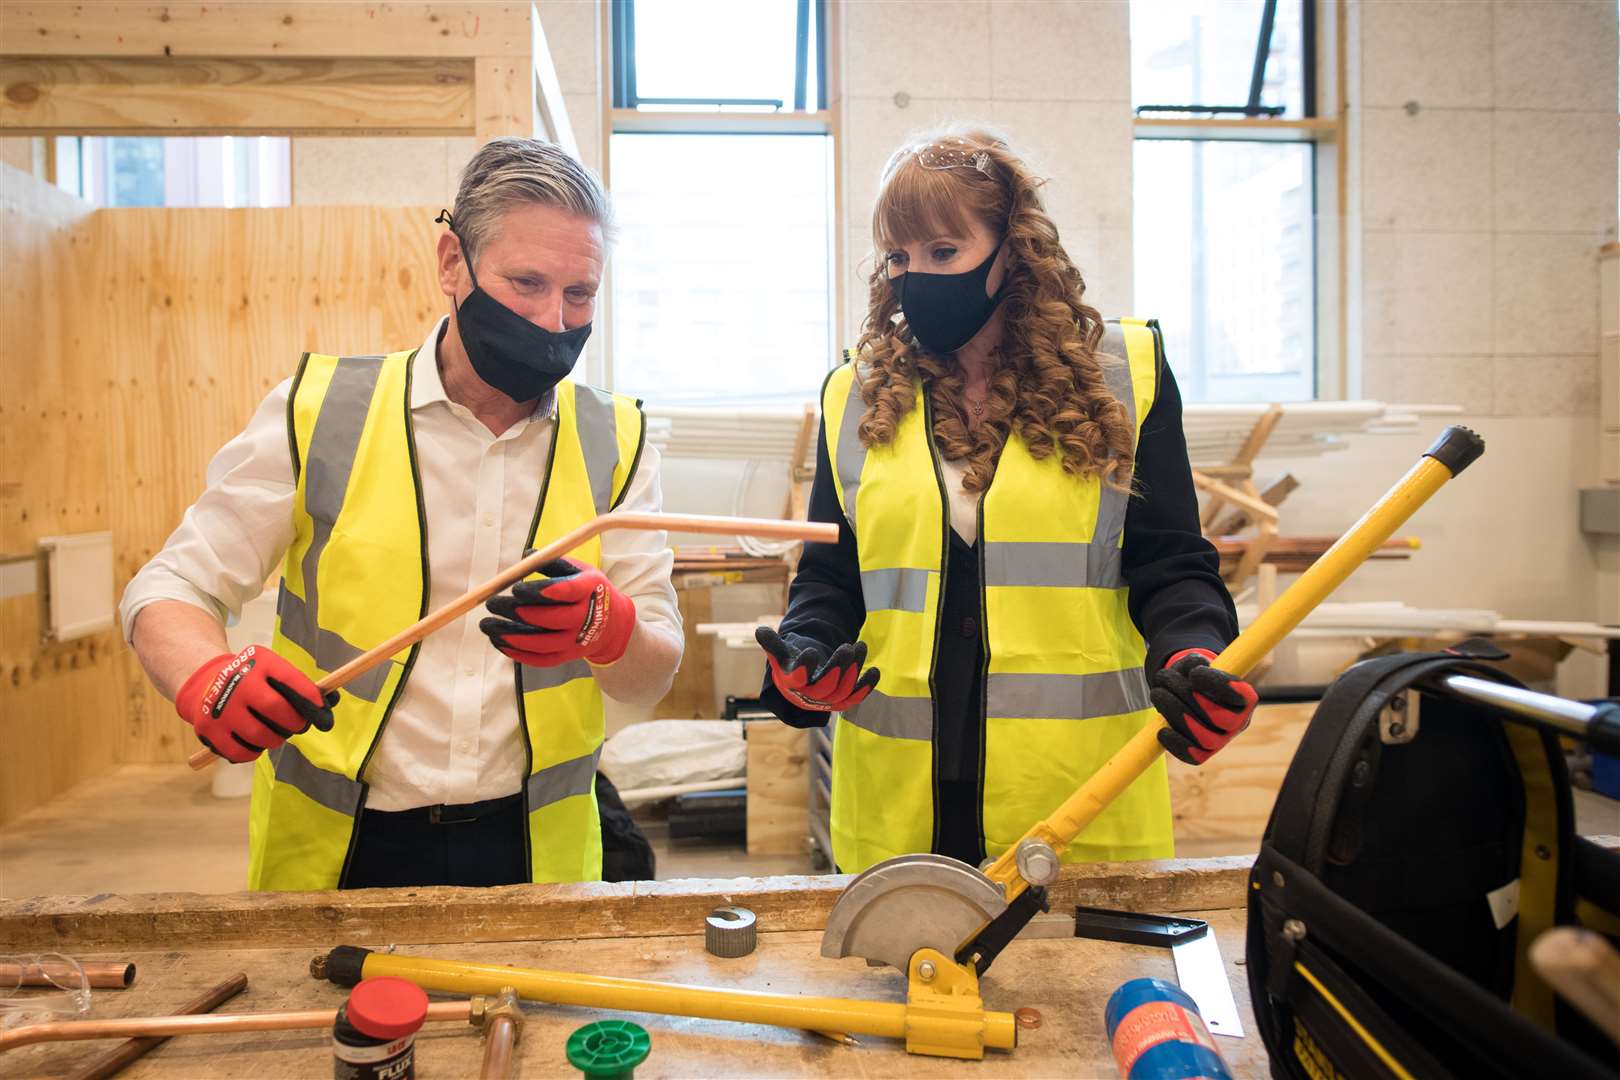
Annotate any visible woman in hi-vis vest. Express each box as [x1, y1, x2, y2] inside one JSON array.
[[758, 128, 1257, 875]]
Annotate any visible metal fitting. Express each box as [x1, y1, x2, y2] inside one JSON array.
[[705, 906, 758, 958], [917, 960, 936, 983], [1282, 919, 1307, 943], [1015, 839, 1060, 886], [469, 987, 524, 1033], [307, 955, 328, 980]]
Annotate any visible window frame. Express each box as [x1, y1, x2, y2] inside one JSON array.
[[1131, 0, 1346, 401], [596, 0, 841, 397]]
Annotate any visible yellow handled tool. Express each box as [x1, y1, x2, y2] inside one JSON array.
[[980, 425, 1484, 901], [821, 426, 1485, 978]]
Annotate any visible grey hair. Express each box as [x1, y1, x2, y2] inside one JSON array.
[[450, 137, 613, 269]]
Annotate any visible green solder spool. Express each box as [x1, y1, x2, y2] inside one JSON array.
[[566, 1020, 651, 1080]]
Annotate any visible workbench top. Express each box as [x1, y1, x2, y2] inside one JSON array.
[[1, 857, 1265, 1078]]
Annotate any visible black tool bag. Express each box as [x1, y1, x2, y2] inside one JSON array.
[[1247, 643, 1620, 1079]]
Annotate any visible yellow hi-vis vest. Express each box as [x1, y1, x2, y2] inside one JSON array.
[[820, 318, 1172, 873], [247, 348, 646, 891]]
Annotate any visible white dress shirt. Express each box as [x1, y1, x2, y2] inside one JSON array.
[[121, 317, 681, 810]]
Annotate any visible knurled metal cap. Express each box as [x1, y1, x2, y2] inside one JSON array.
[[704, 906, 757, 958]]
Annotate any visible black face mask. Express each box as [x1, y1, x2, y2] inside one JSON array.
[[438, 210, 591, 403], [892, 244, 1005, 355]]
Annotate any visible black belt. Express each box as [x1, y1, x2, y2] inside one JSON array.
[[366, 792, 522, 826]]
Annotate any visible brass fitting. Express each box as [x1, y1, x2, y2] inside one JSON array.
[[469, 987, 524, 1034]]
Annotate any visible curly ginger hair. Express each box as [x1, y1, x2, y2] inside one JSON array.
[[854, 127, 1136, 494]]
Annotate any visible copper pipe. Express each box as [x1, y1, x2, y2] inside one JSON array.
[[479, 1015, 517, 1080], [67, 973, 247, 1080], [1, 961, 136, 990], [0, 1000, 472, 1052], [190, 511, 838, 770]]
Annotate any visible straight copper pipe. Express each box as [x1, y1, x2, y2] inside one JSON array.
[[0, 1000, 472, 1052], [479, 1015, 517, 1080], [1, 961, 136, 990]]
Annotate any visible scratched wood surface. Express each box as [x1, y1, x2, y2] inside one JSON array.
[[0, 913, 1265, 1078]]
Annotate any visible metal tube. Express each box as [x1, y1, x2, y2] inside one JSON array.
[[66, 973, 247, 1080], [358, 952, 1016, 1052], [1, 961, 136, 990], [0, 1000, 471, 1052], [479, 1016, 517, 1080], [1436, 675, 1598, 736]]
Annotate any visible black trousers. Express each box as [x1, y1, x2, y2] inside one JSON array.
[[344, 793, 527, 889]]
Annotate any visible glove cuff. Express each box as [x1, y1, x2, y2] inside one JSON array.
[[175, 652, 239, 724]]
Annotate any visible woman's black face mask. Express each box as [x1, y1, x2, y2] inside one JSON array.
[[439, 210, 591, 403], [891, 243, 1005, 355]]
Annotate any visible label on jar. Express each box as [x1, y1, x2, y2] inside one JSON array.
[[333, 1033, 415, 1080]]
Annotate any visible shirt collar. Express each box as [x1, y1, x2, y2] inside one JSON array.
[[411, 315, 557, 421]]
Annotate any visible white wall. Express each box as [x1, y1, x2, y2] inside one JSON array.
[[836, 0, 1134, 344]]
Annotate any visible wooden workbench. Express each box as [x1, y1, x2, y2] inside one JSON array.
[[1, 857, 1266, 1077]]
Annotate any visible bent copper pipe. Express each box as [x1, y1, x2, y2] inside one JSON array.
[[67, 973, 247, 1080], [0, 1000, 472, 1052], [190, 511, 839, 770], [1, 961, 136, 990]]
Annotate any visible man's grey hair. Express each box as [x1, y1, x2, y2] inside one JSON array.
[[450, 137, 613, 269]]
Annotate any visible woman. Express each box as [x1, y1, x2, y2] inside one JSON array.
[[757, 129, 1256, 874]]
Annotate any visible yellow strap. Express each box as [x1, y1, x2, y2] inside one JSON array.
[[1294, 962, 1416, 1080]]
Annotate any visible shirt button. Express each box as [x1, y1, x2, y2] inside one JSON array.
[[481, 513, 495, 528], [464, 665, 476, 677], [960, 616, 978, 639], [458, 740, 472, 754]]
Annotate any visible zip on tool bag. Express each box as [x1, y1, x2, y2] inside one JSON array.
[[1246, 641, 1620, 1080]]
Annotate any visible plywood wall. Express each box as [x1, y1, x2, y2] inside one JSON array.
[[0, 176, 448, 813], [0, 164, 122, 825], [97, 206, 445, 763]]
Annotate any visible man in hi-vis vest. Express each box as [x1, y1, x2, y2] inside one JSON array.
[[121, 138, 683, 891]]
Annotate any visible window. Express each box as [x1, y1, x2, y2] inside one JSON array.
[[1131, 0, 1323, 402], [54, 136, 290, 208], [606, 0, 833, 404]]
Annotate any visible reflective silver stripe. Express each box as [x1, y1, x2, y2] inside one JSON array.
[[519, 657, 592, 695], [834, 369, 867, 528], [983, 540, 1124, 590], [860, 567, 930, 613], [270, 741, 364, 817], [574, 385, 620, 515], [985, 669, 1151, 720], [277, 356, 396, 703], [841, 689, 933, 740], [1093, 324, 1139, 568], [526, 745, 602, 809]]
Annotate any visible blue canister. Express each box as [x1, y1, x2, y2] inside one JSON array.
[[1104, 977, 1233, 1080]]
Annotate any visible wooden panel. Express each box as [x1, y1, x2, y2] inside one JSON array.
[[660, 584, 716, 718], [0, 914, 1268, 1078], [473, 54, 534, 141], [0, 3, 533, 58], [92, 206, 445, 763], [0, 854, 1255, 952], [0, 165, 122, 826], [745, 721, 808, 856], [1168, 702, 1316, 858], [0, 57, 475, 135]]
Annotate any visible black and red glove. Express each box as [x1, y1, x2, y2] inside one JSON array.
[[176, 644, 336, 764], [481, 557, 637, 668], [1149, 647, 1258, 765], [756, 626, 880, 712]]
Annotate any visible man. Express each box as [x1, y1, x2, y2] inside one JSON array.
[[121, 138, 682, 891]]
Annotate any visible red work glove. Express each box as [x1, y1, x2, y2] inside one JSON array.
[[756, 626, 880, 712], [481, 557, 637, 667], [175, 644, 336, 764], [1149, 647, 1258, 765]]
